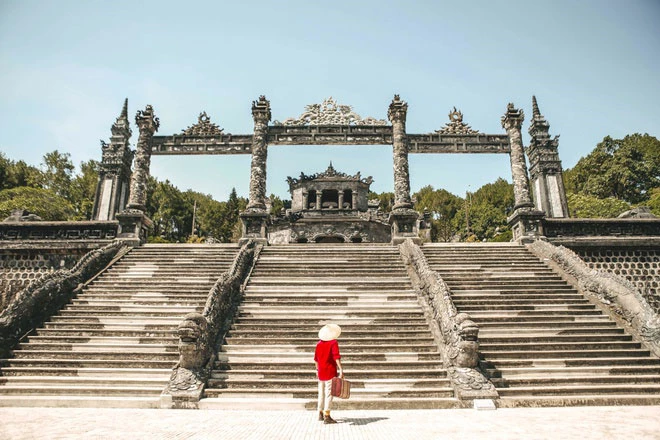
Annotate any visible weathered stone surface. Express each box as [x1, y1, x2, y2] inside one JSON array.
[[126, 105, 159, 211], [181, 112, 224, 136], [435, 107, 481, 135], [274, 97, 387, 126], [388, 95, 412, 210], [501, 103, 533, 210], [528, 239, 660, 357], [92, 99, 134, 220], [526, 96, 569, 218], [3, 210, 42, 222], [0, 241, 128, 358], [165, 241, 261, 408], [246, 96, 271, 212], [398, 239, 497, 399]]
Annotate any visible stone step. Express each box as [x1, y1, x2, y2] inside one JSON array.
[[26, 336, 178, 344], [241, 298, 418, 306], [479, 341, 642, 351], [478, 327, 625, 336], [71, 299, 207, 306], [213, 360, 445, 370], [225, 337, 436, 345], [487, 365, 660, 378], [197, 396, 462, 410], [216, 353, 441, 361], [479, 334, 633, 343], [0, 386, 164, 397], [208, 377, 451, 389], [452, 297, 588, 304], [62, 305, 203, 313], [209, 369, 447, 379], [2, 359, 176, 369], [0, 367, 172, 377], [231, 323, 432, 331], [496, 375, 660, 387], [75, 294, 209, 301], [57, 310, 201, 317], [11, 350, 178, 361], [456, 304, 598, 312], [35, 329, 177, 337], [238, 305, 422, 313], [43, 321, 178, 330], [203, 387, 455, 399], [221, 344, 438, 353], [243, 290, 417, 295], [495, 384, 660, 396], [476, 320, 615, 329], [227, 331, 433, 339], [480, 357, 660, 368], [480, 349, 651, 359], [0, 376, 168, 386]]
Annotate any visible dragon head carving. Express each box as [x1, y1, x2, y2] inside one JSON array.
[[177, 312, 211, 370]]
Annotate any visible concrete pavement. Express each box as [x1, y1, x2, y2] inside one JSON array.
[[0, 406, 659, 440]]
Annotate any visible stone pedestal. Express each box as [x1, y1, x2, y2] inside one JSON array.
[[239, 209, 269, 245], [116, 210, 153, 246], [389, 208, 421, 245], [507, 207, 545, 244]]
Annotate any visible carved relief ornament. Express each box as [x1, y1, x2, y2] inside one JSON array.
[[274, 97, 387, 126], [435, 107, 481, 135], [181, 112, 224, 136]]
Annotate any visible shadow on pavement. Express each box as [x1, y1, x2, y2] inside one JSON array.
[[341, 417, 389, 426]]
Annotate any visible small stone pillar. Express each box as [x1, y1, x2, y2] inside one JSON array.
[[387, 95, 419, 244], [352, 190, 358, 210], [92, 99, 134, 221], [302, 191, 309, 210], [316, 191, 322, 210], [240, 96, 271, 244], [338, 191, 344, 210], [116, 105, 159, 245], [502, 103, 544, 242], [526, 96, 569, 218]]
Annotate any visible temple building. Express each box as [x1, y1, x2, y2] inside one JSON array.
[[268, 163, 392, 243]]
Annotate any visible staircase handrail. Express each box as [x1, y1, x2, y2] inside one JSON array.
[[528, 239, 660, 357], [398, 239, 497, 400], [164, 240, 262, 408], [0, 240, 129, 358]]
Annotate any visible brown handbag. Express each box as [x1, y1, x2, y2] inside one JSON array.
[[331, 377, 351, 399]]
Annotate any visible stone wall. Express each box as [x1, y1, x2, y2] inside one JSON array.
[[573, 247, 660, 314]]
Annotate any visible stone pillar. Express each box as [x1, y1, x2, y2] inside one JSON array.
[[246, 96, 271, 211], [240, 96, 271, 244], [526, 96, 569, 218], [338, 191, 344, 211], [502, 103, 533, 210], [351, 190, 358, 210], [502, 102, 545, 243], [302, 191, 309, 210], [389, 95, 412, 210], [316, 191, 322, 210], [92, 99, 134, 221], [116, 104, 159, 246], [126, 105, 159, 211], [387, 95, 419, 244]]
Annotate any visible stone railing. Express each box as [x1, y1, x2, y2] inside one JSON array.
[[163, 240, 262, 409], [0, 221, 119, 241], [528, 239, 660, 357], [0, 240, 129, 358], [542, 218, 660, 240], [398, 239, 497, 400]]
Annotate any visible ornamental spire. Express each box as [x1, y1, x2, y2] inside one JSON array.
[[111, 98, 131, 138], [528, 95, 553, 142]]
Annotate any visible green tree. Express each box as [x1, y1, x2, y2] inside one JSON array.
[[564, 134, 660, 204], [413, 185, 462, 242], [368, 191, 394, 213], [0, 187, 75, 220], [567, 193, 631, 218], [69, 160, 99, 220], [38, 150, 75, 199]]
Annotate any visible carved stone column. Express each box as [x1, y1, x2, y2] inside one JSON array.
[[316, 191, 322, 210], [92, 99, 134, 221], [389, 95, 412, 210], [502, 103, 533, 210], [246, 96, 271, 210], [502, 103, 545, 243], [126, 105, 159, 211], [388, 95, 420, 244], [338, 191, 344, 211], [116, 105, 159, 245], [352, 190, 358, 210], [302, 191, 309, 210], [240, 96, 271, 244]]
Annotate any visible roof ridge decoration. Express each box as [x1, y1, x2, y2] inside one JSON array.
[[181, 112, 224, 136], [274, 97, 388, 126], [287, 162, 374, 186], [435, 107, 481, 135]]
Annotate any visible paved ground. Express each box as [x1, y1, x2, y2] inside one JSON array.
[[0, 406, 659, 440]]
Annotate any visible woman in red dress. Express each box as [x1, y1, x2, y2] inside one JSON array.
[[314, 323, 343, 424]]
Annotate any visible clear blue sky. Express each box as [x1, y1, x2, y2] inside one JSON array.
[[1, 0, 658, 201]]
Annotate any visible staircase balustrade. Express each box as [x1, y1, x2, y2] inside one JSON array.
[[164, 240, 262, 408], [398, 239, 498, 400]]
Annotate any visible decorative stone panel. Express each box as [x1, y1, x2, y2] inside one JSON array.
[[576, 248, 660, 314]]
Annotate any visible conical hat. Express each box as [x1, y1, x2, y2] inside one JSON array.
[[318, 323, 341, 341]]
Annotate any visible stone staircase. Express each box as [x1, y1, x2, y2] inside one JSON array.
[[422, 243, 660, 407], [201, 244, 459, 409], [0, 244, 238, 408]]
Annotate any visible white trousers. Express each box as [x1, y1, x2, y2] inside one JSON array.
[[317, 380, 333, 412]]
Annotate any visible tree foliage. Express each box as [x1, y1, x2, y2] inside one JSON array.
[[0, 187, 75, 220]]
